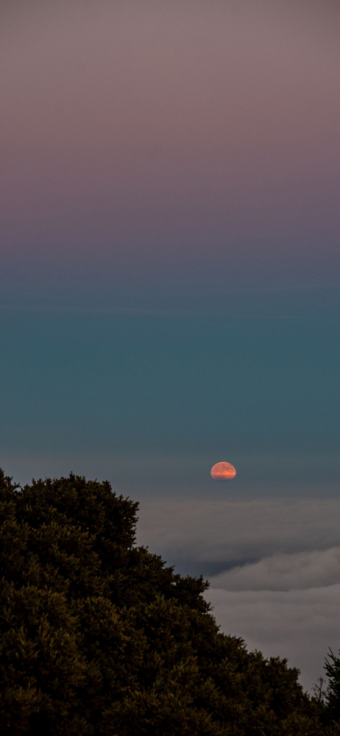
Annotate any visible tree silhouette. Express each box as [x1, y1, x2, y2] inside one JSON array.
[[0, 468, 337, 735]]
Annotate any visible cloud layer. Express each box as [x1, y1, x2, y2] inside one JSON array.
[[208, 583, 340, 692], [137, 497, 340, 689], [211, 547, 340, 591]]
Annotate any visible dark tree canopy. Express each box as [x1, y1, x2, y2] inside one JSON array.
[[324, 651, 340, 726], [0, 468, 338, 735]]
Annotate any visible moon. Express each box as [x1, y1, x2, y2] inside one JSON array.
[[210, 461, 236, 481]]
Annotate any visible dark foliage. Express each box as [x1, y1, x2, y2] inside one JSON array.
[[0, 468, 336, 735], [320, 651, 340, 732]]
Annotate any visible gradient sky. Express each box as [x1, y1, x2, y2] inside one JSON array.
[[2, 0, 340, 306], [1, 0, 340, 688]]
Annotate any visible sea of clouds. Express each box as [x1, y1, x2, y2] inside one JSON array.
[[137, 498, 340, 690]]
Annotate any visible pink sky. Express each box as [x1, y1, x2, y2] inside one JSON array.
[[1, 0, 340, 295]]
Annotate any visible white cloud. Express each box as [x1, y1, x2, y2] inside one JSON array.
[[207, 584, 340, 691], [211, 547, 340, 591], [137, 498, 340, 689]]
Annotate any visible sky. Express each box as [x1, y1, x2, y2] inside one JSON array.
[[1, 0, 340, 689]]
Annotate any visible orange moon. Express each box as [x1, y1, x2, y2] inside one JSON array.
[[210, 462, 236, 481]]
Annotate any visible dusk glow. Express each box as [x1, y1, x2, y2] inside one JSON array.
[[1, 0, 340, 306], [1, 0, 340, 694]]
